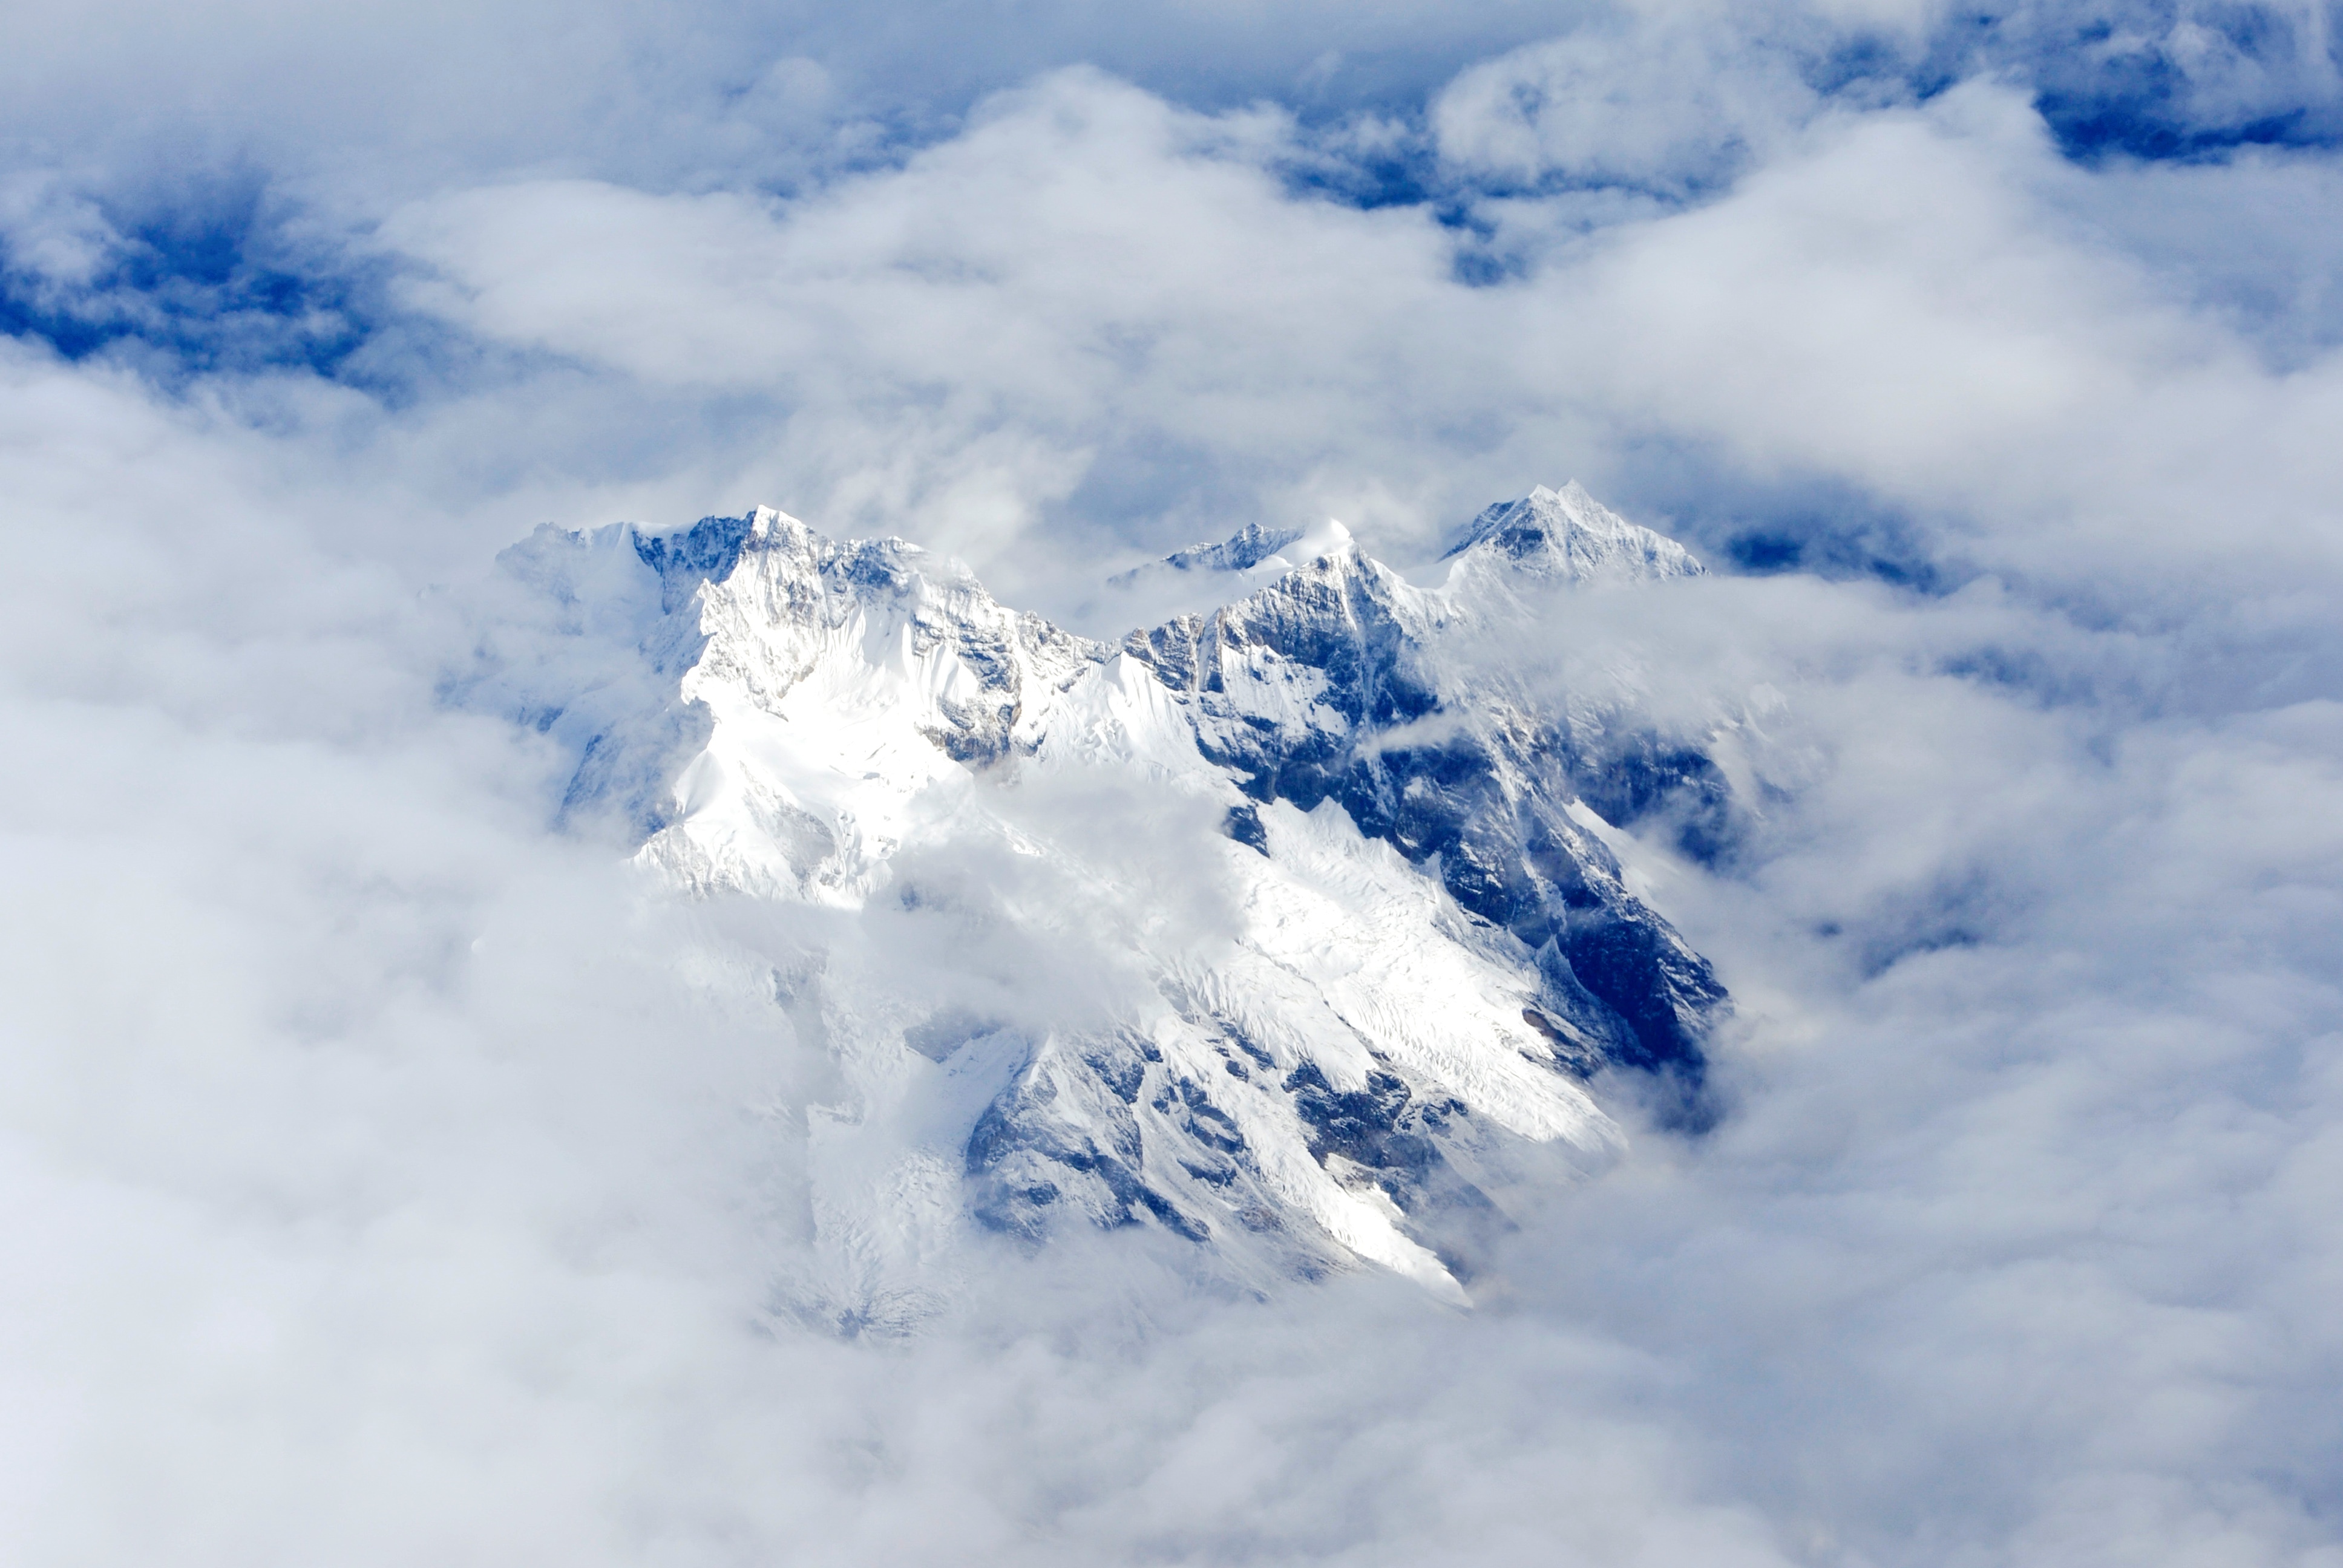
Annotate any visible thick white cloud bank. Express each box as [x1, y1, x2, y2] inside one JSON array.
[[5, 3, 2343, 1563]]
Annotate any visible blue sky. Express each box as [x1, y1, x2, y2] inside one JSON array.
[[5, 4, 2343, 1564], [7, 0, 2341, 610]]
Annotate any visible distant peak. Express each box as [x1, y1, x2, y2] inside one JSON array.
[[1159, 520, 1306, 575], [1107, 515, 1358, 599], [1442, 483, 1704, 586], [1157, 516, 1354, 573]]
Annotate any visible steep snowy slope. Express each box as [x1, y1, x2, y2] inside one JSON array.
[[468, 488, 1729, 1305]]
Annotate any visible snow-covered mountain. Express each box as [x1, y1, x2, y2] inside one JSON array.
[[1099, 516, 1360, 627], [466, 486, 1729, 1308], [1442, 482, 1706, 587]]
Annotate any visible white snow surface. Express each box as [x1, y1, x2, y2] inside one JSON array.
[[1096, 515, 1360, 629], [484, 494, 1712, 1305], [1442, 480, 1706, 593]]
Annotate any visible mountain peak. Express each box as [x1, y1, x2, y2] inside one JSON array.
[[1443, 482, 1704, 586], [1157, 520, 1305, 575], [1100, 517, 1360, 626], [476, 494, 1727, 1305], [1115, 517, 1355, 583]]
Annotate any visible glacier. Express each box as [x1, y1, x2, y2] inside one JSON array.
[[462, 481, 1731, 1308]]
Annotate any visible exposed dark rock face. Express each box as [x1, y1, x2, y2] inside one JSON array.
[[1127, 544, 1726, 1090], [483, 488, 1736, 1292], [966, 1034, 1210, 1243]]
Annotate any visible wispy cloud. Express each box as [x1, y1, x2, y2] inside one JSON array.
[[5, 3, 2343, 1562]]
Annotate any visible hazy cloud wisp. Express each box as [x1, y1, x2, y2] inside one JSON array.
[[4, 5, 2343, 1564]]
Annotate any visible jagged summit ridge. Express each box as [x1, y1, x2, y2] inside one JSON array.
[[1444, 482, 1705, 586], [473, 488, 1730, 1307], [1102, 517, 1359, 627], [1116, 520, 1304, 578], [494, 505, 1108, 902]]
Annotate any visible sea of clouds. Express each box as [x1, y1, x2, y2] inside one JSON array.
[[5, 2, 2343, 1563]]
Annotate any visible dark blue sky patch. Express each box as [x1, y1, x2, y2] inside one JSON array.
[[1804, 4, 2343, 164], [1610, 449, 1964, 595], [2043, 96, 2320, 159], [8, 4, 2342, 414], [1270, 132, 1553, 288], [1712, 494, 1954, 593], [1956, 1, 2342, 161], [0, 174, 386, 385], [1719, 528, 1948, 592], [1274, 133, 1441, 214], [1803, 29, 1939, 100]]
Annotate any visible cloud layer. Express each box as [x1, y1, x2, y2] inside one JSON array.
[[5, 2, 2343, 1563]]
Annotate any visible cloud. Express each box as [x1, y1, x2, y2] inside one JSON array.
[[1432, 15, 1824, 195], [361, 66, 2343, 639], [5, 5, 2343, 1564]]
